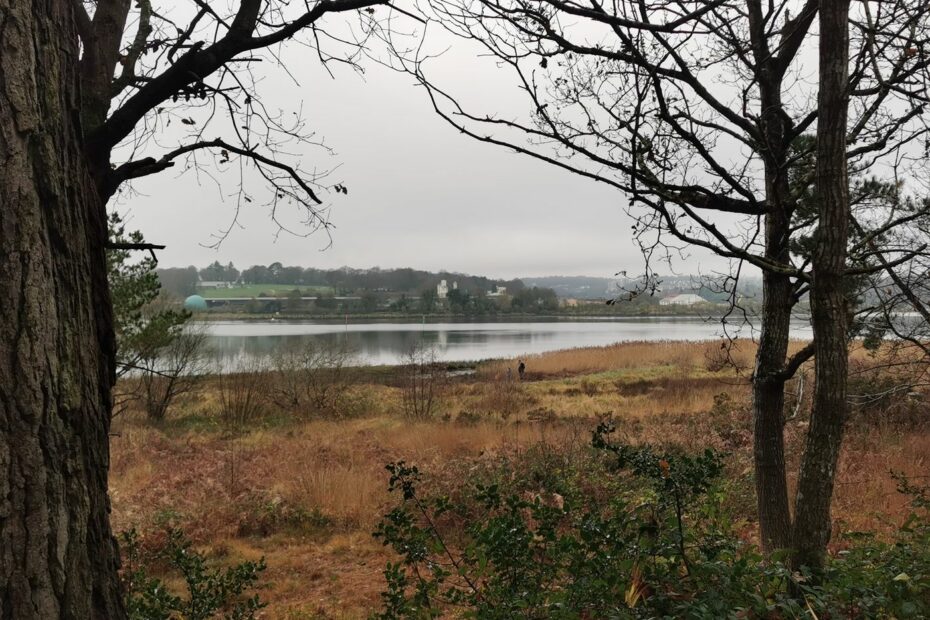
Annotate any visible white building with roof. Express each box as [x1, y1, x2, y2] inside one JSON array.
[[659, 293, 707, 306]]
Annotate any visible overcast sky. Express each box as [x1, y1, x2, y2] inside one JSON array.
[[114, 19, 725, 281]]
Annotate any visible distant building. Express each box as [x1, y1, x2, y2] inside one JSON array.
[[488, 285, 507, 297], [199, 280, 235, 289], [437, 279, 459, 299], [659, 293, 707, 306]]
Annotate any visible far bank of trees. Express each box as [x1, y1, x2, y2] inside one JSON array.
[[157, 261, 525, 298], [156, 261, 752, 317]]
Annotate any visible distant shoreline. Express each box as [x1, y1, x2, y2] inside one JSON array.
[[192, 312, 776, 323]]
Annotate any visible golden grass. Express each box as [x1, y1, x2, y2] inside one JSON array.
[[478, 337, 898, 380], [108, 339, 930, 618], [479, 338, 760, 377], [829, 425, 930, 536]]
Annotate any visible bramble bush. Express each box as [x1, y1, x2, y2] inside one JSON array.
[[373, 421, 930, 618]]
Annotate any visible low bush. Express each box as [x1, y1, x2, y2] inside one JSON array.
[[216, 360, 270, 434], [269, 340, 356, 417], [136, 328, 211, 421], [120, 527, 266, 620], [373, 422, 930, 618], [401, 345, 446, 420], [809, 473, 930, 617], [235, 493, 332, 538]]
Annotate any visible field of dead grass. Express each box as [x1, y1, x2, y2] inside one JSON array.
[[108, 339, 930, 618]]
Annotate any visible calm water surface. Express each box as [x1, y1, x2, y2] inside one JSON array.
[[203, 318, 812, 368]]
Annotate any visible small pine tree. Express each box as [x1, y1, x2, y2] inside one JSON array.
[[107, 212, 190, 378]]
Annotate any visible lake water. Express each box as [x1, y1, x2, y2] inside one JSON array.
[[203, 317, 813, 368]]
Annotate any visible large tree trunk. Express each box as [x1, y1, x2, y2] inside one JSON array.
[[0, 0, 126, 617], [791, 0, 851, 572]]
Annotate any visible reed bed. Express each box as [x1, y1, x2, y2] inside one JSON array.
[[478, 338, 780, 377]]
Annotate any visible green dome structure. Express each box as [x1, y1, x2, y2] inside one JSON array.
[[183, 294, 209, 311]]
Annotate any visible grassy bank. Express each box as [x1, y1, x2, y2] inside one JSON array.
[[110, 340, 929, 617]]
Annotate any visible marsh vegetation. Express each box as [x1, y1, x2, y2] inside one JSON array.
[[110, 340, 930, 617]]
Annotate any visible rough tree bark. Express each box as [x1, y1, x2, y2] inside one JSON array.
[[747, 4, 799, 551], [753, 222, 794, 553], [2, 0, 385, 613], [792, 0, 851, 571], [0, 0, 126, 617]]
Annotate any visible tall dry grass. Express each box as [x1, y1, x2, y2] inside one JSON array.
[[479, 337, 845, 379], [107, 338, 930, 617], [479, 339, 774, 377], [109, 417, 585, 539]]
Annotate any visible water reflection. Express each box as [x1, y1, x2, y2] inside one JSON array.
[[203, 318, 813, 370]]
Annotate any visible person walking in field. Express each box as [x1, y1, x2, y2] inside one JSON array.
[[518, 360, 526, 380]]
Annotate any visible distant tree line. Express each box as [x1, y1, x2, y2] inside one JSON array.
[[157, 266, 200, 298], [155, 261, 750, 317], [157, 261, 747, 308], [156, 261, 526, 299], [522, 275, 765, 301]]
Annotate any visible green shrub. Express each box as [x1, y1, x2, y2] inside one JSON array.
[[807, 473, 930, 618], [373, 423, 930, 618], [121, 528, 266, 620], [235, 493, 333, 537]]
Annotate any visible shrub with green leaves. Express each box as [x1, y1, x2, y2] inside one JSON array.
[[806, 473, 930, 618], [373, 423, 930, 618], [120, 528, 266, 620]]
